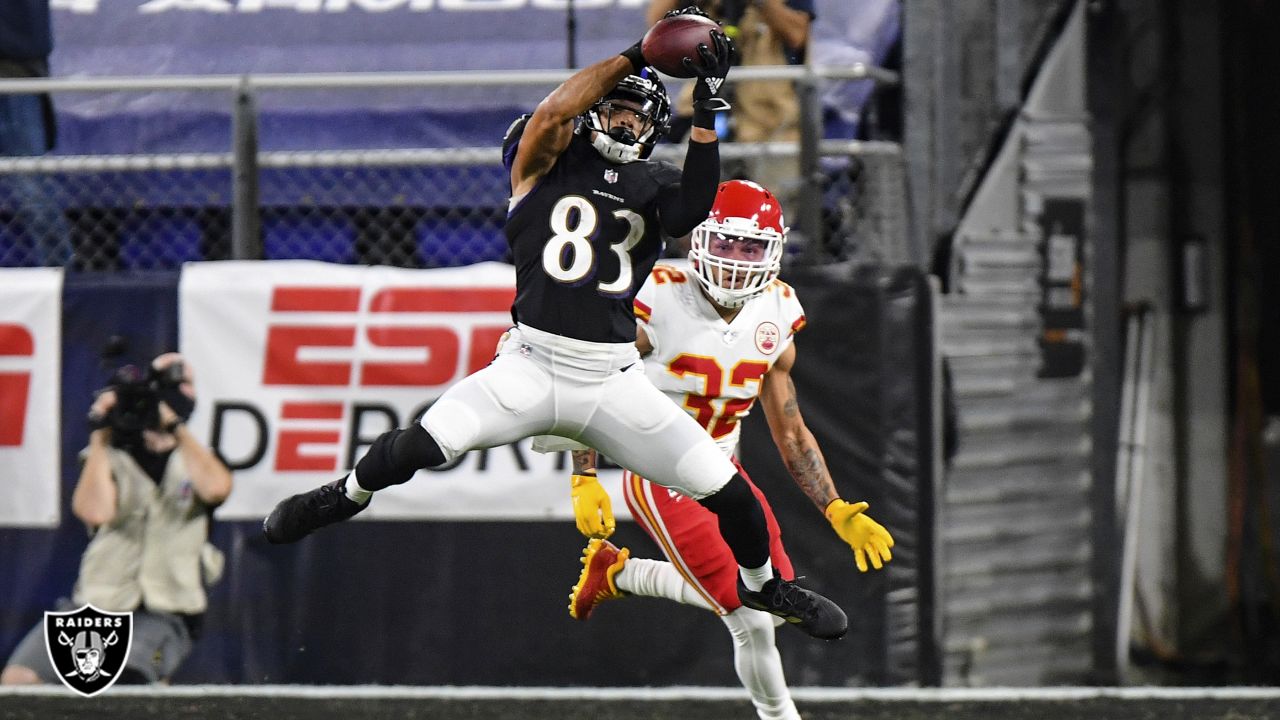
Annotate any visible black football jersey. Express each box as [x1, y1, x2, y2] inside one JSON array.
[[504, 132, 681, 343]]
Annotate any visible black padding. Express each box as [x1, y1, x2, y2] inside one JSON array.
[[354, 424, 446, 491]]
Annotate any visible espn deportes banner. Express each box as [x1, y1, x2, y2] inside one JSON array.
[[0, 269, 63, 527], [179, 260, 629, 521]]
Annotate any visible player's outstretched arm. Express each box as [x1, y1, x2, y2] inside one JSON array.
[[569, 448, 615, 539], [759, 343, 895, 571], [656, 27, 734, 237], [511, 42, 647, 196]]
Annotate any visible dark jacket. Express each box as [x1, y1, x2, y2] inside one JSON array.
[[0, 0, 53, 66]]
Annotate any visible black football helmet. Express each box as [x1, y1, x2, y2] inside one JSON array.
[[580, 68, 671, 163]]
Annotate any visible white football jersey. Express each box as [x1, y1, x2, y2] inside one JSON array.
[[633, 260, 807, 457]]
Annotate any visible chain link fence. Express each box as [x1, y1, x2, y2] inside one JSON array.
[[0, 143, 909, 272], [0, 72, 910, 272], [0, 154, 233, 270], [254, 150, 510, 268]]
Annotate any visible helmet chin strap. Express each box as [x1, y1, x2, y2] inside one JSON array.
[[705, 283, 751, 309], [591, 130, 642, 164], [713, 293, 750, 310]]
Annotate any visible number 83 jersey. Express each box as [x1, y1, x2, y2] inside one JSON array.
[[634, 260, 807, 457], [505, 132, 683, 343]]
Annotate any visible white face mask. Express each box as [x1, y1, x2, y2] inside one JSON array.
[[584, 97, 661, 164], [688, 219, 786, 308], [590, 130, 643, 164]]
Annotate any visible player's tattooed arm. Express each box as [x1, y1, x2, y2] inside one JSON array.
[[761, 340, 894, 570], [570, 448, 614, 538], [759, 343, 839, 511], [777, 381, 837, 509]]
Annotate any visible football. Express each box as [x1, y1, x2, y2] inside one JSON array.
[[641, 13, 721, 78]]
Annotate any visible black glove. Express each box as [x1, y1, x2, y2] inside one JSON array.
[[663, 4, 714, 20], [687, 31, 734, 130]]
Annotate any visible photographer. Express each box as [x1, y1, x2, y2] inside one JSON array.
[[1, 353, 232, 686]]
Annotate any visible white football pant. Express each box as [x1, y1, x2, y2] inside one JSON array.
[[421, 323, 736, 499]]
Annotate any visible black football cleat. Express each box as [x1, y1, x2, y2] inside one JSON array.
[[738, 577, 848, 640], [263, 477, 368, 545]]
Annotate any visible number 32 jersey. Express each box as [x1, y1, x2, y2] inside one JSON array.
[[634, 261, 807, 456], [504, 132, 683, 344]]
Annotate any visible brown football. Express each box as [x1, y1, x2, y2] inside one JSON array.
[[640, 14, 721, 78]]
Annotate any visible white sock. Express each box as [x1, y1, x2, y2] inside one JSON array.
[[721, 607, 801, 720], [614, 559, 716, 612], [343, 470, 373, 504], [739, 560, 774, 592]]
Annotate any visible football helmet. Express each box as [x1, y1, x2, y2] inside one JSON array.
[[581, 68, 671, 164], [689, 180, 787, 309]]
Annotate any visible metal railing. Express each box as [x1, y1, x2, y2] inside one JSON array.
[[0, 66, 908, 270]]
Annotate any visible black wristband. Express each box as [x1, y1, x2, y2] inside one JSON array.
[[692, 105, 716, 131], [620, 41, 646, 74], [163, 418, 184, 434]]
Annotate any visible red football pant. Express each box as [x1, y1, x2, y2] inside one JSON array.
[[622, 458, 795, 615]]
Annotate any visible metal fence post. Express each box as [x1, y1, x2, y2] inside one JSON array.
[[231, 76, 262, 260], [797, 67, 824, 265]]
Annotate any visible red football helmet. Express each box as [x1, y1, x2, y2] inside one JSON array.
[[689, 180, 787, 308]]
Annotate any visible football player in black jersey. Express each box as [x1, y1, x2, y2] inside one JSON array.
[[263, 7, 846, 641]]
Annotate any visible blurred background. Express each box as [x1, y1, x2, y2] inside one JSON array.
[[0, 0, 1278, 698]]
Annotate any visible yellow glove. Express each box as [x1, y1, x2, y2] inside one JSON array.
[[825, 499, 894, 572], [571, 472, 615, 539]]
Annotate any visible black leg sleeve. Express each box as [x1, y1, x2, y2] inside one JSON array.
[[353, 424, 447, 491], [696, 473, 771, 569]]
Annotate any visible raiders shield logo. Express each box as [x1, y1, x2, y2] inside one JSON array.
[[43, 605, 133, 697]]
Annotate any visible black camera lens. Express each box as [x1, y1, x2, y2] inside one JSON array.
[[103, 364, 162, 440]]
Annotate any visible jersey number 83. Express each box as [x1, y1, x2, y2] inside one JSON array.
[[542, 195, 645, 295]]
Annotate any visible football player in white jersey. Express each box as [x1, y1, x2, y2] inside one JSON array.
[[564, 180, 894, 720], [263, 8, 850, 642]]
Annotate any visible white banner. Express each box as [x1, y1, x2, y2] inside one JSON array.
[[179, 261, 628, 521], [0, 269, 63, 527]]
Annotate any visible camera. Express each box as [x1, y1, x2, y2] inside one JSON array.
[[92, 362, 189, 440]]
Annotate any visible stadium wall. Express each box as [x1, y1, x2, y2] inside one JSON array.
[[0, 264, 937, 687]]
